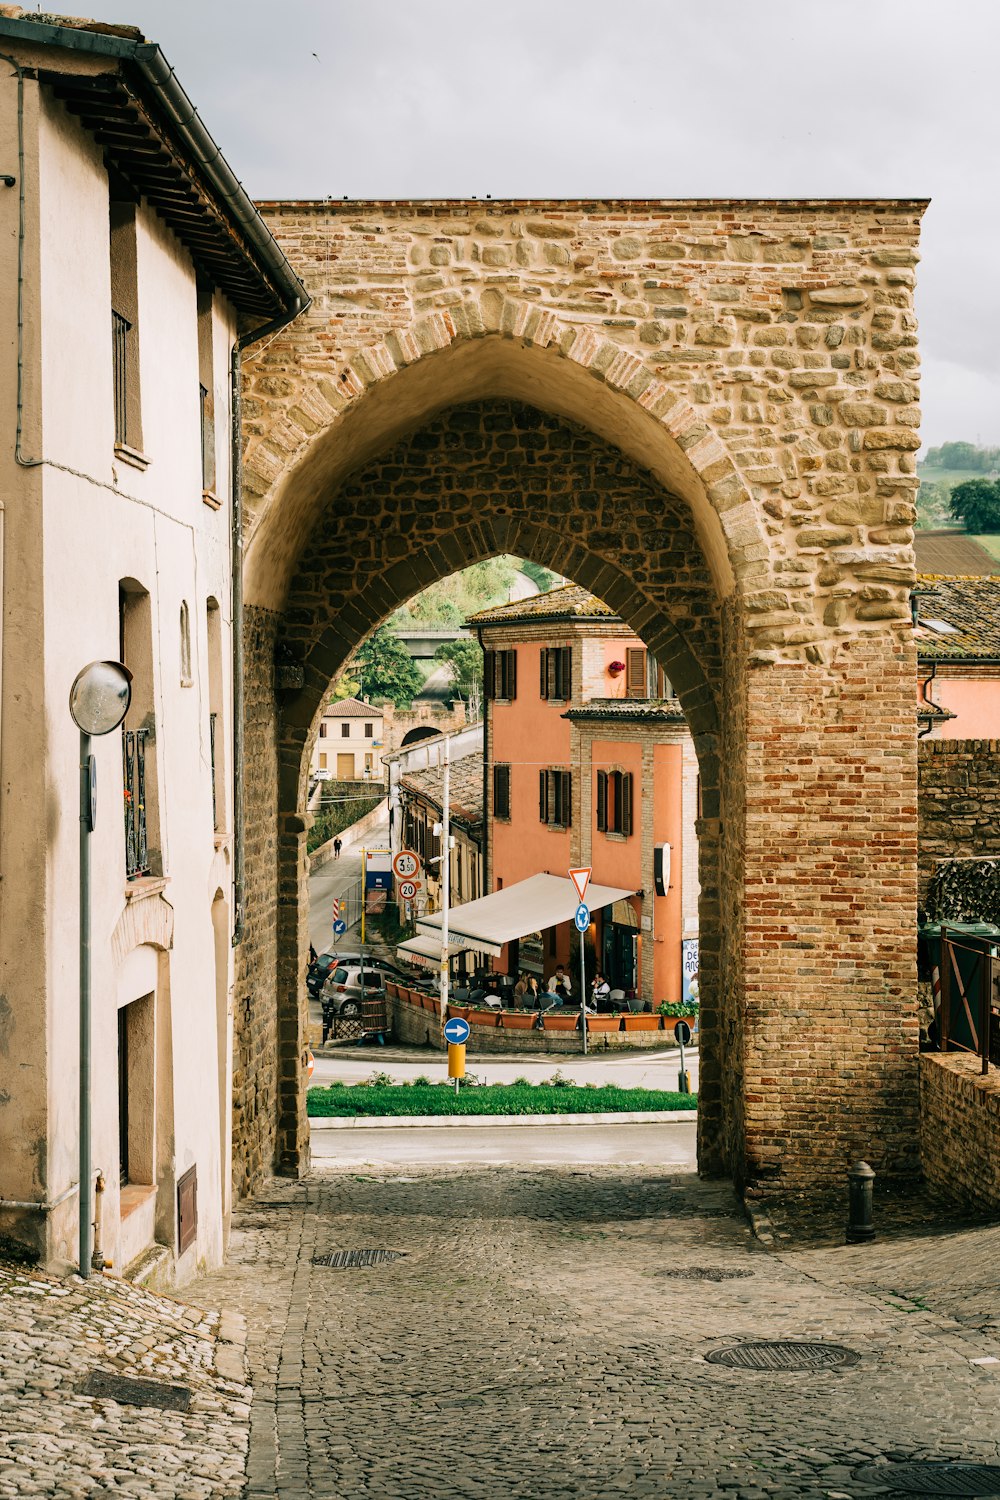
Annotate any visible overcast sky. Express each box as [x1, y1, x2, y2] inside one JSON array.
[[77, 0, 1000, 451]]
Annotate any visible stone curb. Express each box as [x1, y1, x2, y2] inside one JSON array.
[[309, 1109, 699, 1130], [743, 1198, 777, 1246]]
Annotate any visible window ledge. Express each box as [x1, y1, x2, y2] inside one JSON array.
[[114, 443, 151, 471], [120, 1183, 156, 1219], [604, 831, 629, 843], [125, 874, 169, 903], [202, 489, 222, 510]]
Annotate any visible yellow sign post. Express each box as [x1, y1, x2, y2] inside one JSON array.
[[447, 1042, 466, 1080]]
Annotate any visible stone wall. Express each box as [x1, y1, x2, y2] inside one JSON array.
[[918, 739, 1000, 904], [231, 606, 280, 1199], [920, 1052, 1000, 1213], [235, 199, 926, 1193], [390, 997, 687, 1054]]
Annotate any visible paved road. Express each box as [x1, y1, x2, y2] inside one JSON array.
[[191, 1166, 1000, 1499], [310, 1120, 698, 1168], [308, 818, 389, 952]]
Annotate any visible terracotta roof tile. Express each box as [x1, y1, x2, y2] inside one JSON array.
[[467, 584, 617, 626], [321, 697, 382, 719], [915, 576, 1000, 659], [563, 698, 687, 724], [400, 750, 483, 828]]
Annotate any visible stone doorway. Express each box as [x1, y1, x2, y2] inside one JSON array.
[[233, 200, 925, 1202]]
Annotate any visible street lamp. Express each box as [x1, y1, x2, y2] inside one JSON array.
[[69, 661, 131, 1277]]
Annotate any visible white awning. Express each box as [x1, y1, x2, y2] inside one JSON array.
[[396, 935, 467, 969], [416, 873, 636, 959]]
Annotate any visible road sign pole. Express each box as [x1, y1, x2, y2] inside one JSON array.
[[579, 926, 588, 1057], [440, 736, 450, 1032]]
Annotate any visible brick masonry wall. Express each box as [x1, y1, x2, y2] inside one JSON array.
[[920, 1052, 1000, 1213], [235, 199, 926, 1192], [918, 739, 1000, 903]]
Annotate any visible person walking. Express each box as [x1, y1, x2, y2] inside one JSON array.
[[333, 836, 342, 860]]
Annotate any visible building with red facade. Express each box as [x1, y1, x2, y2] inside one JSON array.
[[469, 586, 699, 1004]]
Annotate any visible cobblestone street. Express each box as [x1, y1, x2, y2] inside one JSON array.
[[188, 1164, 1000, 1500]]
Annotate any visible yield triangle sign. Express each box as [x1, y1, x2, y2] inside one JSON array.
[[569, 867, 591, 903]]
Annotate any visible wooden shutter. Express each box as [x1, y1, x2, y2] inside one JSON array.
[[539, 648, 548, 699], [539, 769, 548, 823], [483, 650, 496, 701], [561, 771, 572, 827], [561, 647, 572, 700], [626, 648, 647, 700], [545, 650, 557, 700], [507, 650, 517, 701], [596, 770, 608, 832], [622, 773, 633, 837]]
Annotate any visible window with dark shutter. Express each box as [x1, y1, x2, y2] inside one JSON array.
[[539, 769, 548, 823], [622, 772, 633, 837], [493, 763, 511, 820], [561, 770, 572, 827], [539, 648, 548, 699], [596, 770, 608, 832], [626, 648, 647, 700], [483, 650, 496, 701], [561, 646, 572, 701], [506, 650, 517, 701]]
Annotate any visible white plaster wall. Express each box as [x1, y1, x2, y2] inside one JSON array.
[[30, 87, 236, 1278]]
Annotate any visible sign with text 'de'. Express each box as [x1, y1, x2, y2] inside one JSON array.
[[569, 867, 591, 903]]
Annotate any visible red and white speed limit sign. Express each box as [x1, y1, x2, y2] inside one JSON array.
[[398, 879, 418, 901], [393, 850, 419, 880]]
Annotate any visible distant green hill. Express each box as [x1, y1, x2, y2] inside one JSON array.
[[917, 442, 1000, 530]]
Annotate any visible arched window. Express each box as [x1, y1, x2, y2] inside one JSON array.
[[179, 601, 192, 686]]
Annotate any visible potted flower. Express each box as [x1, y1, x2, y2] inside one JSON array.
[[500, 1009, 538, 1030], [585, 1013, 621, 1034], [622, 1007, 660, 1031], [656, 1000, 698, 1031], [608, 660, 626, 677]]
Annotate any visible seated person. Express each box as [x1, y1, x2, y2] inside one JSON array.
[[545, 963, 573, 1001], [591, 972, 611, 1011]]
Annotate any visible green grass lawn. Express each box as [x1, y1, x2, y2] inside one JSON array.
[[307, 1079, 697, 1117], [968, 533, 1000, 561]]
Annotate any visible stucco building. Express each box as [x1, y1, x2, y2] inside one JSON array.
[[916, 576, 1000, 738], [0, 12, 304, 1278], [471, 586, 699, 1002], [310, 697, 384, 781]]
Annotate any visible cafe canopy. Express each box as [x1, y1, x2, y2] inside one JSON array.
[[415, 873, 636, 959]]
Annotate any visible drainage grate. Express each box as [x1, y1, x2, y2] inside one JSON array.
[[705, 1340, 860, 1371], [657, 1267, 754, 1282], [83, 1370, 192, 1412], [312, 1249, 406, 1269], [854, 1462, 1000, 1496]]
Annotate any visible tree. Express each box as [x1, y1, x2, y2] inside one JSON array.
[[949, 478, 1000, 533], [348, 624, 423, 707], [434, 638, 483, 699]]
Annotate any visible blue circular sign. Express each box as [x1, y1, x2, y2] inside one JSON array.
[[333, 919, 347, 936], [574, 903, 590, 933], [444, 1016, 471, 1045]]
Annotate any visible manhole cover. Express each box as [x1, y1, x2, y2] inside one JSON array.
[[855, 1462, 1000, 1495], [82, 1371, 191, 1412], [312, 1249, 406, 1269], [705, 1340, 860, 1371], [657, 1267, 754, 1282]]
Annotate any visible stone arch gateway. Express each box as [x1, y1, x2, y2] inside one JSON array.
[[234, 199, 925, 1198]]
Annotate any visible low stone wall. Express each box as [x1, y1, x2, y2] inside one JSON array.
[[390, 994, 685, 1054], [918, 739, 1000, 904], [920, 1052, 1000, 1213], [309, 796, 388, 872]]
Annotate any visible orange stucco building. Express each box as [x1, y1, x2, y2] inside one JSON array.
[[470, 587, 699, 1004], [915, 577, 1000, 739]]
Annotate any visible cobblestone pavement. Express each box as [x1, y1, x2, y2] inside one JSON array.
[[0, 1262, 250, 1497], [189, 1166, 1000, 1500]]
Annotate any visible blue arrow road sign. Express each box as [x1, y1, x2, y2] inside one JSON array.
[[444, 1016, 471, 1045], [333, 918, 347, 936], [575, 903, 590, 933]]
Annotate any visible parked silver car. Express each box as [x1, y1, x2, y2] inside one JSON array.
[[320, 961, 403, 1020]]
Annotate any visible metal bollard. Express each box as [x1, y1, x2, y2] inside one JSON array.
[[845, 1159, 876, 1244]]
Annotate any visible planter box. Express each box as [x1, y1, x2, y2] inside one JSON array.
[[542, 1014, 579, 1032], [622, 1013, 660, 1031], [420, 993, 439, 1013], [500, 1011, 538, 1030], [585, 1015, 622, 1034], [447, 1004, 471, 1021], [469, 1008, 500, 1028]]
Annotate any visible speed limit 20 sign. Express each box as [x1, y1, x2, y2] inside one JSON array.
[[392, 849, 419, 880], [398, 879, 418, 901]]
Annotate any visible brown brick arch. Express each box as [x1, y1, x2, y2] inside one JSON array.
[[235, 199, 926, 1205]]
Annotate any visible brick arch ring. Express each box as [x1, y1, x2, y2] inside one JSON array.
[[276, 518, 722, 821], [242, 291, 773, 618]]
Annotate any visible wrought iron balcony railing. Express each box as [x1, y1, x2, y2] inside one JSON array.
[[123, 727, 150, 879]]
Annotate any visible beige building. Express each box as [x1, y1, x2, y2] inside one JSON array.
[[0, 12, 304, 1280], [311, 697, 384, 782]]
